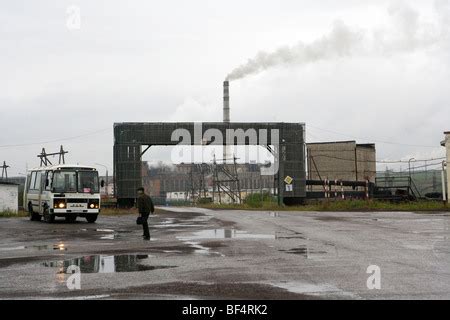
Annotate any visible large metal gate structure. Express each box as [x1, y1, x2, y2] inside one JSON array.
[[113, 122, 306, 207]]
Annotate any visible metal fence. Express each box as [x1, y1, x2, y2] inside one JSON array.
[[376, 169, 446, 198]]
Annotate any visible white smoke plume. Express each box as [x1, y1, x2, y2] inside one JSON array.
[[226, 1, 449, 81]]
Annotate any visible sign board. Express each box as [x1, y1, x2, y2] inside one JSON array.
[[285, 184, 293, 192], [284, 175, 293, 185]]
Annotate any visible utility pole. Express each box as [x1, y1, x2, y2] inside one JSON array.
[[1, 161, 9, 180], [442, 161, 447, 204], [37, 145, 68, 167]]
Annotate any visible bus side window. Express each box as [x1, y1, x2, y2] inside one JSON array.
[[29, 172, 37, 191], [45, 171, 53, 191], [40, 172, 46, 192], [26, 174, 31, 192], [34, 172, 41, 191]]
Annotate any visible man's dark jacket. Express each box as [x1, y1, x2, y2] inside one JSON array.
[[137, 194, 154, 215]]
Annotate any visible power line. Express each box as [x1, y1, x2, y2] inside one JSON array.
[[308, 124, 439, 148], [407, 161, 445, 171], [0, 128, 110, 149], [309, 154, 445, 164]]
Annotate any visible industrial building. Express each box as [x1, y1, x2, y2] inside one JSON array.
[[113, 122, 306, 206], [112, 82, 378, 205], [142, 162, 275, 204], [306, 141, 376, 182], [0, 181, 19, 213]]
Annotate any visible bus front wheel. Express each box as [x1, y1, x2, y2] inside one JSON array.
[[28, 203, 41, 221], [86, 215, 98, 223], [43, 208, 55, 223]]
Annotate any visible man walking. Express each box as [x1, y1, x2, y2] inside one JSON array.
[[136, 187, 154, 241]]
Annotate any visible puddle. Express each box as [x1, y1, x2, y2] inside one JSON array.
[[183, 241, 225, 257], [279, 246, 326, 257], [179, 229, 275, 240], [95, 229, 114, 233], [53, 243, 67, 251], [0, 246, 26, 252], [0, 244, 67, 252], [100, 234, 117, 240], [275, 231, 306, 240], [154, 224, 199, 228], [42, 254, 177, 273], [268, 281, 360, 299]]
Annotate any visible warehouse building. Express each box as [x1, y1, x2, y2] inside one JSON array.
[[306, 141, 376, 183], [0, 181, 19, 213]]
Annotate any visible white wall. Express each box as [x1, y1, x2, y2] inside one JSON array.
[[0, 184, 19, 213]]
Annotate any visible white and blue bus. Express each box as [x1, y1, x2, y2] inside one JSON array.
[[24, 165, 104, 223]]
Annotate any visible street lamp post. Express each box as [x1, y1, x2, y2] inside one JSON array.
[[95, 163, 109, 197], [442, 161, 447, 203]]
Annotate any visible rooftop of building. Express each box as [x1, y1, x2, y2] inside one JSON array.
[[0, 180, 19, 186], [307, 141, 375, 149]]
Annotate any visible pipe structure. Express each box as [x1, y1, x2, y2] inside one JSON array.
[[223, 81, 230, 123], [223, 81, 230, 162]]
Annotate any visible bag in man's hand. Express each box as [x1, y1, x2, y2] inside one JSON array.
[[136, 216, 143, 225]]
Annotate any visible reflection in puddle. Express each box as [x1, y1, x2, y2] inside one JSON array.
[[279, 246, 326, 257], [0, 246, 26, 251], [179, 229, 275, 240], [0, 244, 67, 252], [183, 241, 225, 257], [100, 234, 116, 240], [53, 243, 67, 251], [42, 254, 176, 273]]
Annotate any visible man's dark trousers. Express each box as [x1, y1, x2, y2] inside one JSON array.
[[142, 213, 150, 239]]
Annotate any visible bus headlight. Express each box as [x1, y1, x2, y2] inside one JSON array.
[[54, 200, 66, 209], [88, 199, 99, 209]]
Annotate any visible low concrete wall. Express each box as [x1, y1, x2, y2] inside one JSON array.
[[0, 183, 19, 213]]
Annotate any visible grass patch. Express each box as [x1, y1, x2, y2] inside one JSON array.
[[100, 207, 166, 216], [199, 199, 450, 212], [0, 210, 28, 218]]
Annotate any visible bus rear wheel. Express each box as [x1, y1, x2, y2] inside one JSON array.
[[28, 203, 41, 221], [86, 215, 98, 223]]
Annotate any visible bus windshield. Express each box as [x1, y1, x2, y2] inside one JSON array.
[[52, 171, 77, 193], [52, 170, 99, 193], [78, 171, 99, 194]]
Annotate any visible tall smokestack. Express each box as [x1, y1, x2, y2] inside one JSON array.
[[223, 80, 230, 162], [223, 80, 230, 123]]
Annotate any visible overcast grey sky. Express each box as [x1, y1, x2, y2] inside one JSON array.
[[1, 0, 449, 176]]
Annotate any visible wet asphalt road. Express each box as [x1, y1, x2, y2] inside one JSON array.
[[0, 207, 450, 300]]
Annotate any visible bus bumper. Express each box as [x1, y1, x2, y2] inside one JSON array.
[[51, 209, 100, 215]]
